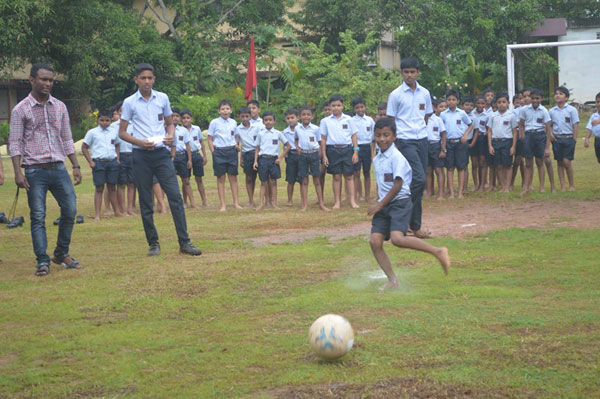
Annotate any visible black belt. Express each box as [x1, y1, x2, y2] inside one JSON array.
[[216, 146, 236, 150], [492, 138, 512, 142], [300, 149, 318, 154], [448, 139, 461, 143], [175, 151, 186, 155], [93, 158, 116, 162], [23, 161, 63, 169], [327, 144, 351, 149], [526, 130, 545, 134], [555, 134, 573, 138], [260, 154, 277, 159]]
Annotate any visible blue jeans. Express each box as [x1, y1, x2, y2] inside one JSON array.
[[24, 163, 77, 264], [395, 138, 428, 231]]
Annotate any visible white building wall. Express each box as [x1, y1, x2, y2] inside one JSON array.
[[558, 28, 600, 103]]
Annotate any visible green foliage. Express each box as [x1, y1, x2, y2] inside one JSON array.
[[0, 122, 9, 146], [173, 87, 246, 128]]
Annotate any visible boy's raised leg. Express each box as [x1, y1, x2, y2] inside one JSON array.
[[389, 231, 450, 275]]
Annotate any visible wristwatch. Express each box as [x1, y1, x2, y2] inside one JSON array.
[[353, 147, 360, 151], [72, 164, 81, 169]]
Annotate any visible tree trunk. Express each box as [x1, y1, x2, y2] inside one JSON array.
[[516, 52, 524, 91], [442, 49, 450, 76]]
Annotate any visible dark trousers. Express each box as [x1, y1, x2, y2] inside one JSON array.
[[395, 137, 428, 231], [133, 148, 190, 246]]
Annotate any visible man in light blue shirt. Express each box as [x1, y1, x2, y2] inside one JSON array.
[[119, 63, 202, 257], [385, 57, 433, 238]]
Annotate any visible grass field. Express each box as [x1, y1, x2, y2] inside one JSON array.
[[1, 118, 599, 398]]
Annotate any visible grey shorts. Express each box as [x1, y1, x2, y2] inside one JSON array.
[[490, 138, 513, 167], [371, 197, 412, 240], [326, 145, 354, 176], [213, 146, 239, 176], [258, 155, 281, 182], [427, 141, 444, 168], [298, 151, 321, 177]]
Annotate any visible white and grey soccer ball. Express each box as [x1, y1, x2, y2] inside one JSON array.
[[308, 314, 354, 360]]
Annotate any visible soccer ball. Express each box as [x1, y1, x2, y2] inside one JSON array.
[[308, 314, 354, 360]]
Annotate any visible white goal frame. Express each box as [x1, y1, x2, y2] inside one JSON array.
[[506, 39, 600, 102]]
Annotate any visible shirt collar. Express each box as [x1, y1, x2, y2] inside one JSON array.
[[135, 89, 156, 101], [401, 81, 421, 92], [379, 145, 395, 159], [26, 93, 56, 107]]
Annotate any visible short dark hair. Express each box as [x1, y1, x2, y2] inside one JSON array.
[[495, 92, 509, 102], [98, 109, 112, 119], [523, 87, 534, 95], [218, 99, 232, 109], [262, 111, 275, 119], [400, 56, 420, 70], [555, 86, 570, 98], [329, 94, 344, 103], [377, 102, 387, 111], [433, 98, 446, 107], [445, 89, 460, 101], [474, 95, 485, 103], [285, 108, 299, 116], [111, 100, 123, 112], [351, 97, 366, 108], [322, 100, 330, 108], [300, 105, 313, 114], [596, 92, 600, 100], [530, 88, 543, 98], [512, 95, 519, 102], [180, 109, 192, 117], [171, 107, 181, 115], [247, 99, 260, 107], [134, 63, 154, 76], [238, 106, 251, 115], [30, 63, 54, 78], [462, 96, 474, 104], [482, 88, 495, 96], [375, 117, 396, 134]]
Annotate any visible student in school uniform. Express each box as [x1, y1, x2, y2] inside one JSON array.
[[118, 63, 202, 257], [510, 90, 527, 191], [295, 105, 329, 211], [321, 94, 360, 209], [549, 86, 579, 191], [208, 99, 243, 211], [519, 88, 555, 194], [283, 108, 301, 206], [247, 100, 264, 128], [461, 96, 477, 192], [351, 97, 376, 203], [482, 89, 495, 114], [112, 102, 137, 215], [376, 102, 387, 122], [253, 112, 291, 210], [584, 92, 600, 164], [425, 98, 447, 200], [181, 109, 208, 207], [318, 100, 332, 200], [82, 109, 125, 221], [170, 108, 195, 208], [368, 117, 449, 291], [470, 95, 489, 191], [487, 93, 517, 193], [235, 106, 261, 207], [440, 90, 473, 199]]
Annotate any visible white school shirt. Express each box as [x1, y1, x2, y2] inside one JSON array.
[[319, 113, 357, 145], [295, 123, 321, 151], [386, 81, 433, 140], [586, 112, 600, 137], [186, 125, 203, 152], [111, 120, 133, 153], [373, 144, 412, 201], [207, 116, 238, 147], [426, 114, 446, 142], [352, 114, 375, 145], [121, 89, 172, 149], [83, 125, 120, 159], [549, 104, 579, 135], [172, 125, 190, 152], [520, 104, 551, 132], [470, 110, 489, 136], [440, 108, 471, 139], [250, 117, 264, 129], [236, 123, 260, 153], [283, 125, 297, 150], [487, 110, 518, 140], [257, 128, 288, 156]]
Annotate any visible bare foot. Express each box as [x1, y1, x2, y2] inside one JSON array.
[[560, 186, 566, 192], [245, 202, 254, 207], [103, 211, 113, 217], [116, 212, 127, 217], [508, 185, 514, 191], [436, 247, 450, 275], [159, 209, 168, 215], [350, 202, 360, 209], [457, 193, 464, 199], [364, 198, 371, 203], [474, 186, 481, 192], [286, 201, 293, 206], [379, 280, 400, 291], [127, 209, 136, 215], [219, 206, 226, 212], [202, 202, 209, 207], [189, 204, 197, 209], [332, 202, 341, 210], [255, 204, 264, 211], [520, 189, 530, 196], [551, 187, 557, 194], [436, 196, 444, 201], [94, 216, 100, 222], [272, 205, 280, 210], [539, 188, 545, 193], [568, 186, 575, 192], [301, 206, 308, 212], [319, 203, 331, 212], [234, 204, 244, 210]]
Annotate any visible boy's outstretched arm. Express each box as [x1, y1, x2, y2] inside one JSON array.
[[367, 178, 402, 216]]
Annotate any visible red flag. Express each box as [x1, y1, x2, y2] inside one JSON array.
[[244, 36, 257, 101]]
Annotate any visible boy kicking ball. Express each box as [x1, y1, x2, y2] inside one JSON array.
[[368, 118, 450, 291]]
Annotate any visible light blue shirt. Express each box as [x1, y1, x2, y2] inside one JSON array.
[[283, 125, 297, 150], [111, 120, 133, 153], [373, 144, 412, 201], [519, 104, 550, 132], [257, 128, 288, 156], [208, 117, 238, 147], [440, 108, 472, 139], [426, 114, 446, 142], [319, 114, 357, 145], [173, 125, 190, 152], [250, 117, 264, 129], [386, 81, 433, 140], [295, 123, 321, 151], [83, 125, 120, 159], [235, 123, 260, 153], [186, 125, 203, 152], [121, 89, 172, 149], [549, 104, 579, 135], [487, 110, 518, 139], [470, 110, 489, 135], [352, 114, 375, 144], [586, 112, 600, 137]]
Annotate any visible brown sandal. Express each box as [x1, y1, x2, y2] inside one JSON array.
[[52, 255, 83, 269]]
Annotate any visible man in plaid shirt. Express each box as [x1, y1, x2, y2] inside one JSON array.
[[9, 63, 83, 276]]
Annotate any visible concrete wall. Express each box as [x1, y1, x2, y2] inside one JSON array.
[[558, 28, 600, 103]]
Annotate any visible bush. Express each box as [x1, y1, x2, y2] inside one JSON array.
[[174, 87, 246, 129], [0, 122, 9, 146]]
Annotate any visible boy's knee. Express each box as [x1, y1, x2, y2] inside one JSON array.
[[390, 234, 406, 247], [95, 185, 104, 193], [369, 234, 383, 249]]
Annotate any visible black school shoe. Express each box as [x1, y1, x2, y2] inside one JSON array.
[[7, 216, 24, 228], [0, 213, 7, 223], [180, 242, 202, 256], [147, 243, 161, 257]]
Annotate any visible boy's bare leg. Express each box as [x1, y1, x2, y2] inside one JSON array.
[[463, 164, 469, 193], [522, 159, 533, 195], [479, 156, 488, 190], [107, 184, 125, 216], [369, 233, 399, 290], [487, 166, 496, 191], [563, 159, 575, 190], [269, 178, 279, 209], [332, 174, 342, 209], [117, 184, 127, 215], [363, 171, 371, 202], [194, 177, 208, 206], [318, 164, 326, 203], [228, 174, 243, 209], [132, 186, 137, 212], [471, 157, 479, 191], [300, 177, 309, 211], [457, 169, 465, 198], [94, 185, 104, 221], [544, 157, 556, 193], [286, 183, 294, 206], [256, 181, 267, 211], [217, 175, 227, 211], [354, 170, 363, 201], [103, 187, 113, 216], [425, 166, 433, 198], [313, 175, 330, 211], [534, 157, 544, 192], [557, 161, 566, 191], [502, 167, 511, 192], [389, 231, 450, 275], [127, 184, 136, 214], [447, 169, 455, 198], [245, 173, 255, 207], [510, 156, 522, 190], [344, 174, 360, 208], [153, 183, 168, 214], [182, 178, 196, 208], [435, 167, 445, 200]]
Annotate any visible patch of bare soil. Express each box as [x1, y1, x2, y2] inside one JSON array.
[[250, 199, 600, 246]]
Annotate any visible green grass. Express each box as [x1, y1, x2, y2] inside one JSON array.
[[0, 117, 599, 398]]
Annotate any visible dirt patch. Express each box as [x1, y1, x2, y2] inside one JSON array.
[[262, 377, 536, 399], [251, 199, 600, 246]]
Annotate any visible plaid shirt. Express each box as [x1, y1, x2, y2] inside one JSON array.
[[9, 93, 75, 166]]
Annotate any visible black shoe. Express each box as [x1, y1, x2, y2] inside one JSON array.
[[180, 242, 202, 256], [147, 243, 161, 257], [0, 213, 7, 223], [7, 216, 24, 228], [76, 215, 84, 224], [53, 217, 61, 226]]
